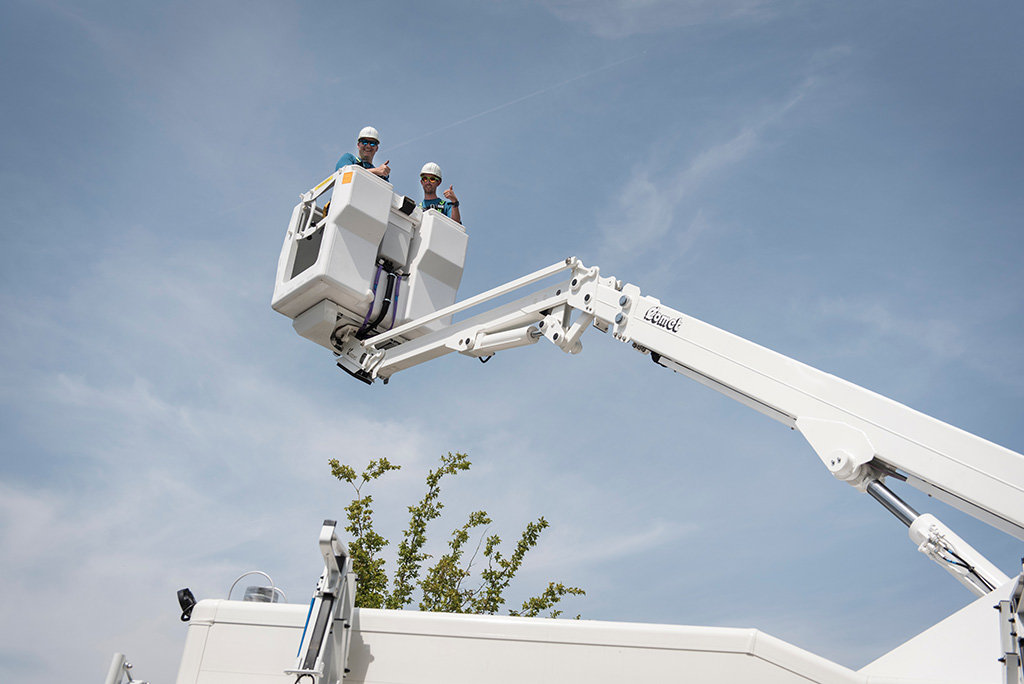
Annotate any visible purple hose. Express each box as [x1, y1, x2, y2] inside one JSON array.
[[359, 264, 384, 332]]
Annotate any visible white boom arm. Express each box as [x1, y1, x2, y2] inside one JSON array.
[[332, 257, 1022, 596]]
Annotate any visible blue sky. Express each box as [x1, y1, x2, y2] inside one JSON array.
[[1, 1, 1022, 681]]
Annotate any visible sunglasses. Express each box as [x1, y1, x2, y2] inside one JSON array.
[[420, 175, 441, 183], [358, 139, 379, 147]]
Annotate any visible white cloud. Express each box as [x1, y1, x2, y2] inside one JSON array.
[[814, 295, 1024, 392], [0, 360, 441, 682], [816, 296, 968, 360], [592, 75, 818, 278], [541, 0, 775, 38], [527, 518, 697, 572], [0, 484, 61, 571]]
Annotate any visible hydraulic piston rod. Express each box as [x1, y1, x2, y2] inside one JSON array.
[[865, 479, 1008, 596], [866, 479, 919, 527]]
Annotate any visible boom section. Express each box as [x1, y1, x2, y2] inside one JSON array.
[[338, 259, 1024, 541], [615, 286, 1024, 542]]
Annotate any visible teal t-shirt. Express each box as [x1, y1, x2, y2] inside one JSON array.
[[335, 152, 389, 181], [420, 198, 453, 218]]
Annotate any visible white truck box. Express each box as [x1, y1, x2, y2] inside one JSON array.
[[175, 599, 872, 684]]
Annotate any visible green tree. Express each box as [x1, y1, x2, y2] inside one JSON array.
[[329, 452, 584, 618]]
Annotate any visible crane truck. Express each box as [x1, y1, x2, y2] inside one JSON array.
[[146, 166, 1024, 684]]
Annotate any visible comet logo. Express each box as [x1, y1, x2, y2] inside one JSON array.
[[643, 307, 683, 333]]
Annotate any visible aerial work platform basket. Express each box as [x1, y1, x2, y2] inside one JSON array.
[[272, 165, 468, 351]]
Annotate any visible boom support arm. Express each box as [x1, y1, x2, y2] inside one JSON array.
[[286, 520, 356, 683], [334, 257, 1024, 587]]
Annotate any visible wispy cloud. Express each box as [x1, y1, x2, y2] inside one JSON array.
[[526, 518, 697, 572], [816, 296, 968, 360], [592, 75, 818, 277], [815, 295, 1024, 391], [390, 53, 644, 151], [541, 0, 776, 38], [0, 328, 437, 683]]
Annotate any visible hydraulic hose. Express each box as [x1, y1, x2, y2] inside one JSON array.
[[358, 264, 385, 333], [357, 271, 396, 340]]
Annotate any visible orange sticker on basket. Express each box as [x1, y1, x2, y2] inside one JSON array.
[[341, 171, 353, 184]]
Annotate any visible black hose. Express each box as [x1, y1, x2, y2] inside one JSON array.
[[357, 271, 396, 340]]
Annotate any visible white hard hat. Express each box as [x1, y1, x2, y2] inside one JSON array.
[[420, 162, 442, 179], [357, 126, 380, 142]]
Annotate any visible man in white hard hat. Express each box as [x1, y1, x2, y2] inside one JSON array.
[[418, 162, 461, 225], [335, 126, 390, 181]]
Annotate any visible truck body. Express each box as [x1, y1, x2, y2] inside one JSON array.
[[174, 587, 1008, 684]]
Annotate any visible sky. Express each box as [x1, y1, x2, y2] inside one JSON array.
[[1, 0, 1022, 681]]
